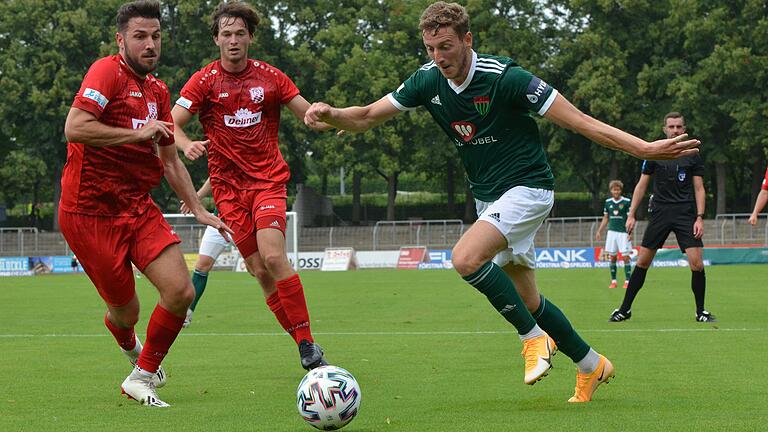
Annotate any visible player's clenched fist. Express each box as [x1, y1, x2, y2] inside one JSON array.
[[182, 139, 209, 160], [304, 102, 333, 127]]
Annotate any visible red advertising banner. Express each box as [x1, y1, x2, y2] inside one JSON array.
[[397, 246, 428, 269]]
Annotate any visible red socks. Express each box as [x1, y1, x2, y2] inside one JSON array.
[[104, 314, 137, 351], [274, 274, 313, 344], [136, 305, 185, 373], [266, 291, 293, 334]]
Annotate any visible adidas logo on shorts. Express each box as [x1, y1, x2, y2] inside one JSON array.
[[489, 212, 501, 222], [270, 220, 280, 227]]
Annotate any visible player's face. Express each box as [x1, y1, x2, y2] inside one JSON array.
[[215, 17, 252, 65], [610, 186, 622, 199], [663, 117, 686, 139], [423, 26, 473, 83], [116, 17, 161, 76]]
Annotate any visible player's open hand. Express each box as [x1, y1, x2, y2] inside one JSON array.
[[304, 102, 333, 128], [183, 139, 209, 161], [179, 200, 192, 215], [595, 231, 601, 242], [748, 213, 759, 226], [625, 216, 636, 235], [642, 134, 701, 160], [196, 211, 234, 243], [137, 119, 174, 143], [693, 217, 704, 239]]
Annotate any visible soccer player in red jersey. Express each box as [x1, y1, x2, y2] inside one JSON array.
[[60, 0, 232, 407], [172, 2, 333, 370], [749, 165, 768, 226]]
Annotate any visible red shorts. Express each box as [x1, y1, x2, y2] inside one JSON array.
[[212, 181, 287, 259], [59, 205, 180, 307]]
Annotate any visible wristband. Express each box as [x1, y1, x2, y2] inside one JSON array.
[[696, 214, 704, 219]]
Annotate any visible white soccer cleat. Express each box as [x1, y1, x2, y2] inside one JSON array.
[[121, 367, 170, 407], [182, 308, 193, 328], [121, 340, 167, 388], [521, 334, 557, 385]]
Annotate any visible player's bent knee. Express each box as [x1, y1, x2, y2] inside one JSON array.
[[451, 249, 483, 276], [261, 252, 290, 275], [162, 284, 194, 312], [196, 256, 216, 273], [111, 311, 140, 328]]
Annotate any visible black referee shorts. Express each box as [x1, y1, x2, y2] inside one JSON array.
[[641, 202, 703, 252]]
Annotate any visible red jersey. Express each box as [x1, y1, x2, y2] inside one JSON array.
[[177, 59, 300, 190], [762, 166, 768, 191], [61, 55, 174, 216]]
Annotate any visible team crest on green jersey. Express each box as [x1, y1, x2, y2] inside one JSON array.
[[473, 96, 490, 116]]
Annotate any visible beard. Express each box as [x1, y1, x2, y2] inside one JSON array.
[[123, 50, 158, 76]]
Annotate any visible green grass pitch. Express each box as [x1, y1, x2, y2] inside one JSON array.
[[1, 265, 766, 431]]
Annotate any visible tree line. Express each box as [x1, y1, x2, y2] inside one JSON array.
[[0, 0, 765, 229]]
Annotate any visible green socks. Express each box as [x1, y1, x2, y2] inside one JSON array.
[[533, 295, 590, 362], [624, 262, 632, 280], [610, 262, 617, 280], [462, 261, 536, 335], [190, 270, 208, 311]]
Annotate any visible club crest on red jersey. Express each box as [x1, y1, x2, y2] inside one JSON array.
[[250, 87, 264, 103], [146, 102, 158, 120], [451, 121, 476, 142]]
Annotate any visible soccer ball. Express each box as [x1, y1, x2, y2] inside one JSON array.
[[296, 365, 361, 430]]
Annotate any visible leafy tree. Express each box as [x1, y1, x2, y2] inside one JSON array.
[[0, 0, 123, 229]]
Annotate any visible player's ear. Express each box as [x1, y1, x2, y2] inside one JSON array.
[[116, 32, 124, 50]]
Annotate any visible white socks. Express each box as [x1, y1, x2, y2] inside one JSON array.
[[518, 324, 546, 341], [576, 349, 600, 374]]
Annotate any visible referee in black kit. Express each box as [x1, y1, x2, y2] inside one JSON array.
[[609, 112, 716, 323]]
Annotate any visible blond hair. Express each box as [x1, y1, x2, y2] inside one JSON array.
[[609, 180, 624, 191]]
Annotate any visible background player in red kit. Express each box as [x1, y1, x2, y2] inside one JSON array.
[[748, 165, 768, 226], [61, 0, 231, 407], [172, 1, 333, 370]]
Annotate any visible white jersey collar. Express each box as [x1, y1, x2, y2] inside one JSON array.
[[448, 50, 477, 94]]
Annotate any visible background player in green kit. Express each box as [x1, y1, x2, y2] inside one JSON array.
[[305, 1, 700, 402], [595, 180, 633, 289]]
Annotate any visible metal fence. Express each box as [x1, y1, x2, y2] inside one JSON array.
[[2, 214, 766, 257]]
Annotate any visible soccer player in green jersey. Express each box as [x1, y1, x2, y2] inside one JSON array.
[[595, 180, 633, 289], [305, 1, 700, 402]]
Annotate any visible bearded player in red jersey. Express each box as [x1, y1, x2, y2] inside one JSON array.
[[61, 1, 232, 407], [172, 2, 333, 370]]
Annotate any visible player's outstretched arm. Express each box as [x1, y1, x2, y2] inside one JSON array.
[[158, 145, 233, 240], [179, 177, 212, 215], [65, 107, 172, 147], [304, 97, 401, 133], [543, 94, 700, 160], [171, 105, 209, 160], [285, 95, 337, 132]]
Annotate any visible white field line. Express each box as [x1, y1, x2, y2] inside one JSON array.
[[0, 328, 761, 338]]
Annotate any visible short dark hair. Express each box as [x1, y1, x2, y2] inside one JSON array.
[[419, 2, 470, 37], [211, 1, 260, 37], [664, 111, 685, 126], [116, 1, 161, 33]]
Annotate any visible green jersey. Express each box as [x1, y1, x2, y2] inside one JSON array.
[[603, 196, 631, 232], [389, 51, 557, 201]]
